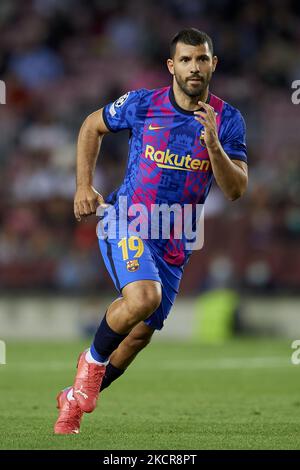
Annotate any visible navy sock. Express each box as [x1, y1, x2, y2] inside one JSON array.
[[92, 314, 127, 363], [100, 363, 125, 391]]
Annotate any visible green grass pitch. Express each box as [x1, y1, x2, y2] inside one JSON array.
[[0, 338, 299, 450]]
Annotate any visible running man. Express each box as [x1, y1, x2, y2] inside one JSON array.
[[54, 28, 248, 434]]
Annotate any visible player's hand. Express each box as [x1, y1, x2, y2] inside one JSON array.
[[74, 185, 105, 222], [194, 101, 219, 149]]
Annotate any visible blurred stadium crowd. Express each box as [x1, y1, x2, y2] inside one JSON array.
[[0, 0, 300, 294]]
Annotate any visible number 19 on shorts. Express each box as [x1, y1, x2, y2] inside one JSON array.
[[118, 236, 144, 260]]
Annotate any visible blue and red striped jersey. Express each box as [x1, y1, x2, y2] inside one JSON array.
[[102, 86, 247, 266]]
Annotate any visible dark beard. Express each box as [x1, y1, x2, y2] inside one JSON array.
[[174, 73, 211, 98]]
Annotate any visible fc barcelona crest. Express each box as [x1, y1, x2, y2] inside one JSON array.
[[200, 129, 206, 147], [126, 259, 140, 272]]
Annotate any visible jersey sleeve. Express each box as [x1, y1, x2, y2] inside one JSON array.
[[102, 89, 144, 132], [220, 108, 248, 163]]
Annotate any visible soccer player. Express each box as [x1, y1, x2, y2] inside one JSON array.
[[54, 28, 248, 434]]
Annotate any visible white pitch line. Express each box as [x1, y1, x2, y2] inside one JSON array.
[[0, 362, 74, 371], [0, 356, 292, 372], [159, 356, 290, 370]]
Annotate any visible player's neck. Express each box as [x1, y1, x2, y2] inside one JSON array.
[[172, 82, 209, 111]]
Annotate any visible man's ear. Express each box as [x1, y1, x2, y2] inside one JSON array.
[[212, 56, 218, 72], [167, 58, 174, 76]]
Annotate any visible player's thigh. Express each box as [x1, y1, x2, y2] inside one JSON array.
[[144, 255, 184, 331]]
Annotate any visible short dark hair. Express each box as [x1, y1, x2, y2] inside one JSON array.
[[170, 28, 214, 58]]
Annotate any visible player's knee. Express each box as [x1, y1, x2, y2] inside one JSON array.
[[127, 329, 153, 352], [125, 284, 162, 322], [127, 335, 151, 352]]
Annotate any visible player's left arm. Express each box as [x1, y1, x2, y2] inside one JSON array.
[[195, 101, 248, 201]]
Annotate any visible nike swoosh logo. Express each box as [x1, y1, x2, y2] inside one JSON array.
[[148, 124, 166, 130]]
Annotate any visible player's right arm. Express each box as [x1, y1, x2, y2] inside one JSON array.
[[74, 90, 143, 221], [74, 108, 110, 221]]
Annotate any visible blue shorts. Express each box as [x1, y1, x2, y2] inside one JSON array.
[[98, 234, 183, 330]]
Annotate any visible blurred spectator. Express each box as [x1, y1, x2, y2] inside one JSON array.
[[0, 0, 300, 293]]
